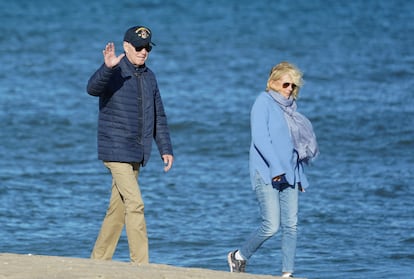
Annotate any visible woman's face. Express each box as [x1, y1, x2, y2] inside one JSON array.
[[270, 73, 296, 99]]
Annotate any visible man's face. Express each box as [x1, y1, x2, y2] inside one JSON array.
[[123, 42, 149, 66]]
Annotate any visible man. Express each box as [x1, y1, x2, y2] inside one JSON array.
[[86, 25, 174, 263]]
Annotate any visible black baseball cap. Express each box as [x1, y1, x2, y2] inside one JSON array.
[[123, 26, 156, 48]]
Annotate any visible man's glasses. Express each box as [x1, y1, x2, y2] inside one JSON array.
[[134, 44, 152, 52], [282, 82, 297, 90]]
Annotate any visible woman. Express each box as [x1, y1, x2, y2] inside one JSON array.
[[227, 62, 318, 277]]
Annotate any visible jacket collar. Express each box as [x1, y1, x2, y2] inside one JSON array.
[[121, 56, 148, 76]]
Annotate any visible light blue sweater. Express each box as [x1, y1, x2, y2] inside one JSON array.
[[249, 92, 309, 189]]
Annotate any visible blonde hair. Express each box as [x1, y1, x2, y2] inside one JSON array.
[[265, 61, 304, 99]]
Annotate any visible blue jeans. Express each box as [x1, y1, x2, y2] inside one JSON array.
[[239, 171, 298, 273]]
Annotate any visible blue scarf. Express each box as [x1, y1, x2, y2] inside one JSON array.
[[269, 91, 319, 163]]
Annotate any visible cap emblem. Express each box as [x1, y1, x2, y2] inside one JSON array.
[[135, 27, 150, 39]]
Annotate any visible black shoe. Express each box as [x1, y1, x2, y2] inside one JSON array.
[[227, 250, 246, 273]]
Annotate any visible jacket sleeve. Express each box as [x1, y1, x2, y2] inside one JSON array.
[[251, 95, 285, 179], [153, 85, 174, 156], [86, 63, 115, 97]]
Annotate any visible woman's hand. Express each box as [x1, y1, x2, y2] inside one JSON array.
[[272, 175, 282, 182]]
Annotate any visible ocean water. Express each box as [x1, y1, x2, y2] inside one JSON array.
[[1, 0, 413, 278]]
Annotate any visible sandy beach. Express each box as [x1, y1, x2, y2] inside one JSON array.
[[0, 253, 306, 279]]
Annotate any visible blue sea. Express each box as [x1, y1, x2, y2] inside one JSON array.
[[1, 0, 413, 278]]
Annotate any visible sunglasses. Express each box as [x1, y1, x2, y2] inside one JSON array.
[[134, 44, 152, 52], [282, 82, 297, 90]]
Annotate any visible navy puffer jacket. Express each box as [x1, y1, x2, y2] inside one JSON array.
[[87, 56, 173, 165]]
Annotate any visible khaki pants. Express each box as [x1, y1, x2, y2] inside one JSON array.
[[91, 162, 149, 263]]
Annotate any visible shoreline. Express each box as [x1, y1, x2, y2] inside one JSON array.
[[0, 253, 306, 279]]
